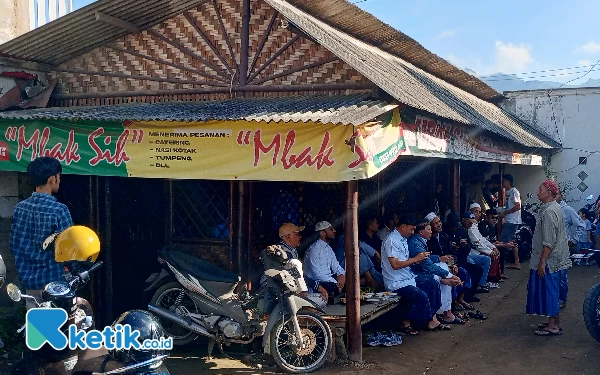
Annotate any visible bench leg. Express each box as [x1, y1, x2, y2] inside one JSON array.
[[333, 328, 348, 361]]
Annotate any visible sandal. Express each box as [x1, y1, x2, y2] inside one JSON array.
[[455, 312, 470, 321], [460, 302, 476, 310], [398, 325, 419, 336], [467, 310, 488, 320], [537, 323, 563, 331], [427, 323, 452, 331], [535, 328, 562, 336], [506, 264, 521, 270], [452, 302, 465, 311]]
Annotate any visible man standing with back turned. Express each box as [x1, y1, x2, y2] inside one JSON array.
[[10, 157, 73, 310]]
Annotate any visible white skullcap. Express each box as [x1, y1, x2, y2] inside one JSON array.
[[469, 202, 481, 210], [424, 212, 438, 222]]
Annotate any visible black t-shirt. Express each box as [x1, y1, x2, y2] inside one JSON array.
[[359, 231, 382, 252], [445, 227, 471, 266], [478, 221, 498, 242]]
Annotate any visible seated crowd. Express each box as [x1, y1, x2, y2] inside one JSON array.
[[269, 203, 519, 337]]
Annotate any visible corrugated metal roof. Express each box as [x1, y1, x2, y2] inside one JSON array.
[[0, 0, 498, 102], [285, 0, 501, 102], [0, 93, 396, 125], [0, 0, 206, 64], [266, 0, 559, 149]]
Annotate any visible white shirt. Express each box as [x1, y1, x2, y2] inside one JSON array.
[[504, 187, 522, 224], [377, 226, 393, 241], [304, 239, 345, 284], [467, 224, 495, 256], [381, 229, 416, 291]]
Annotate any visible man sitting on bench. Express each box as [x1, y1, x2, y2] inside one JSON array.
[[304, 221, 346, 304]]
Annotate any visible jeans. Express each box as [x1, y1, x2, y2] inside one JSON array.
[[468, 254, 491, 287], [559, 269, 568, 304]]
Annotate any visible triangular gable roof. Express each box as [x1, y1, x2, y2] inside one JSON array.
[[266, 0, 558, 149], [0, 0, 558, 149], [0, 0, 498, 101]]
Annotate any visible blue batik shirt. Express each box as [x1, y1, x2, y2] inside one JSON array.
[[10, 192, 73, 290]]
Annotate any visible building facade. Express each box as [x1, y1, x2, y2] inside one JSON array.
[[500, 87, 599, 207]]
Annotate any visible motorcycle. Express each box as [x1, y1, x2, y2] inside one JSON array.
[[5, 261, 170, 375], [6, 224, 171, 375], [145, 245, 332, 374], [513, 193, 536, 262], [583, 282, 600, 343]]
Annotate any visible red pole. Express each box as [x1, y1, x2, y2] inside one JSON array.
[[344, 180, 362, 362]]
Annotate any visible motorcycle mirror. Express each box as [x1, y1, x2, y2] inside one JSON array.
[[6, 283, 22, 302]]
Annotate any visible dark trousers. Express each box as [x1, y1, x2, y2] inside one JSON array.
[[393, 274, 441, 328], [393, 285, 432, 328], [461, 262, 483, 297]]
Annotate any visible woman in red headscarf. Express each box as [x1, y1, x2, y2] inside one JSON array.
[[526, 180, 572, 336]]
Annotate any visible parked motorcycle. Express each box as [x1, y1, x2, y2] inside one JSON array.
[[145, 245, 332, 373], [513, 193, 536, 262], [583, 282, 600, 343], [6, 225, 170, 375]]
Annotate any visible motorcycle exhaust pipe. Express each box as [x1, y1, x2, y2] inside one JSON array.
[[148, 304, 215, 339]]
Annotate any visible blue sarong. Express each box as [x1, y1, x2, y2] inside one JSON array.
[[526, 266, 561, 317]]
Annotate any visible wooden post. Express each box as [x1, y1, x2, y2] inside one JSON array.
[[344, 180, 362, 362], [239, 0, 250, 87], [498, 164, 506, 234], [233, 181, 250, 285], [103, 177, 113, 326], [499, 164, 506, 207], [451, 160, 461, 213]]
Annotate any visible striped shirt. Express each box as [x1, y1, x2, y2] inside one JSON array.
[[530, 200, 571, 273], [10, 193, 73, 290]]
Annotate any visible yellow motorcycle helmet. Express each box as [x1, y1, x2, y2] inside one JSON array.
[[47, 225, 101, 264]]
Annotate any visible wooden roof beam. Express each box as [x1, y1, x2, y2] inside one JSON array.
[[95, 12, 141, 34]]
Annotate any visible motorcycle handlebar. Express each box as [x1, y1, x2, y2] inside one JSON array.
[[87, 261, 103, 274], [69, 261, 104, 289]]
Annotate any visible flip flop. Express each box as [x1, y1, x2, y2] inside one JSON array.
[[537, 323, 563, 331], [535, 328, 563, 336], [398, 325, 419, 336], [506, 265, 521, 270], [444, 316, 466, 325]]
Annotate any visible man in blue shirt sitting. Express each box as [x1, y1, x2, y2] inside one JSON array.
[[408, 219, 465, 325], [10, 156, 73, 309]]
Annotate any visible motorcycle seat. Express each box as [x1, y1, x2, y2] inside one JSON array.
[[161, 249, 239, 284]]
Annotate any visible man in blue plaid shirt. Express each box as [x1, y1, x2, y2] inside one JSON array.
[[10, 156, 73, 309]]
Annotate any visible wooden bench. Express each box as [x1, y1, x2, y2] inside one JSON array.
[[320, 297, 401, 360]]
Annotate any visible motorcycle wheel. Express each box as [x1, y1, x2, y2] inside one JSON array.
[[270, 311, 331, 374], [583, 282, 600, 342], [150, 282, 199, 346]]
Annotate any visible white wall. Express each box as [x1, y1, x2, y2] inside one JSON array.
[[501, 87, 600, 208]]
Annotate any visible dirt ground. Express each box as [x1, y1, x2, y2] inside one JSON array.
[[1, 260, 600, 374], [163, 264, 600, 375]]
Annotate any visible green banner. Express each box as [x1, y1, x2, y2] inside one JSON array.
[[1, 120, 129, 176]]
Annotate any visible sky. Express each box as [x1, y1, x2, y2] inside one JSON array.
[[72, 0, 600, 84]]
